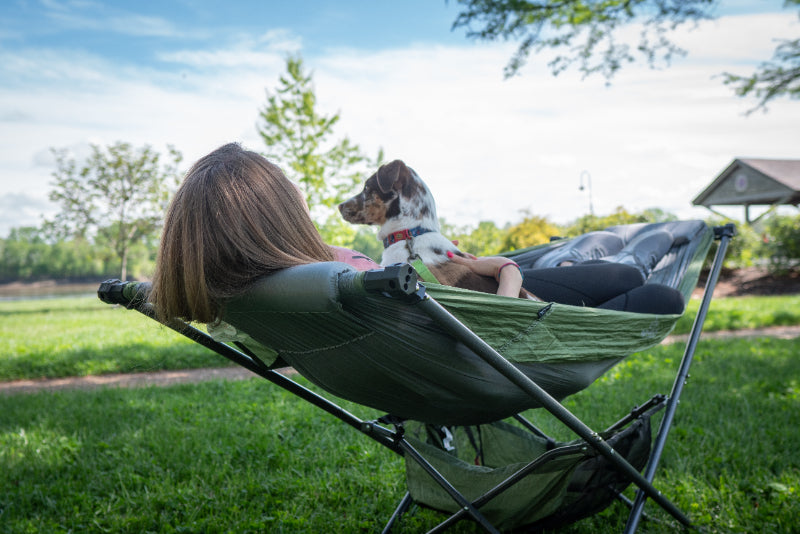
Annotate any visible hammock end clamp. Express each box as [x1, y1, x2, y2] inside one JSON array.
[[363, 263, 426, 303]]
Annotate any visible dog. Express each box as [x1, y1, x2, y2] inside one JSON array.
[[338, 159, 523, 296]]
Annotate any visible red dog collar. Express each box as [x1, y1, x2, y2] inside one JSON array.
[[382, 226, 434, 248]]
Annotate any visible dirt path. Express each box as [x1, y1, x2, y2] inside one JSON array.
[[662, 324, 800, 343], [0, 366, 259, 396], [2, 325, 798, 396]]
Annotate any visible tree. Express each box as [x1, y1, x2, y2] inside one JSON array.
[[346, 226, 384, 262], [47, 142, 182, 280], [453, 0, 716, 79], [257, 55, 380, 243], [564, 206, 649, 236], [722, 34, 800, 113], [452, 0, 800, 109], [444, 219, 510, 256], [761, 213, 800, 272], [502, 212, 562, 250], [0, 227, 47, 280]]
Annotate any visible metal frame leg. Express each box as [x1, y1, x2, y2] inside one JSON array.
[[416, 295, 693, 528], [382, 492, 413, 534], [624, 224, 736, 533], [106, 292, 502, 533]]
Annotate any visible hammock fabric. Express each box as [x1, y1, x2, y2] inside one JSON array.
[[97, 220, 733, 533], [220, 220, 712, 425]]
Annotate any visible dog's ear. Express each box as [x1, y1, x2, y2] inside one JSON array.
[[376, 160, 408, 193]]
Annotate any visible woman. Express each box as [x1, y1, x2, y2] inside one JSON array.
[[150, 143, 524, 324]]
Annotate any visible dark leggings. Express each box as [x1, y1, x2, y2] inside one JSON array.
[[522, 263, 684, 315]]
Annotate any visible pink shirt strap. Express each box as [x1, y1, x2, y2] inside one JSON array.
[[330, 246, 381, 271]]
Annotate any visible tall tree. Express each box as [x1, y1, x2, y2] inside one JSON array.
[[47, 142, 182, 280], [452, 0, 800, 110], [257, 55, 379, 243]]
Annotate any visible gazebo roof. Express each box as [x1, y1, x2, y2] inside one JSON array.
[[693, 158, 800, 208]]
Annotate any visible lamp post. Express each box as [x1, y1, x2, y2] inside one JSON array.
[[579, 170, 594, 216]]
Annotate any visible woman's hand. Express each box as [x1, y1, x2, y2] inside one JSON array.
[[446, 251, 523, 298]]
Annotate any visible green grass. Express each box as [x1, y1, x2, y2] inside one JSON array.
[[1, 294, 799, 382], [0, 297, 229, 381], [0, 379, 406, 533], [1, 336, 798, 533], [1, 293, 799, 532], [672, 294, 800, 335]]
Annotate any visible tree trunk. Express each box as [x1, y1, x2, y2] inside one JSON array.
[[120, 246, 128, 281]]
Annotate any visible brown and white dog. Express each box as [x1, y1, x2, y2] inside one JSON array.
[[338, 159, 516, 295]]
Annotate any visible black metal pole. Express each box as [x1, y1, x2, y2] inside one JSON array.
[[398, 440, 501, 534], [624, 224, 735, 533], [109, 290, 402, 452], [416, 295, 693, 528]]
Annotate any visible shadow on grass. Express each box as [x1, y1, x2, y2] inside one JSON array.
[[0, 379, 405, 533]]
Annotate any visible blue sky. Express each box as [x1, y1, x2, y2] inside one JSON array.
[[1, 0, 799, 237], [4, 1, 464, 63]]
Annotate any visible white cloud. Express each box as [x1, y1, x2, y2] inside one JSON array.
[[157, 30, 302, 68], [308, 11, 800, 226], [0, 9, 799, 238], [0, 192, 55, 233]]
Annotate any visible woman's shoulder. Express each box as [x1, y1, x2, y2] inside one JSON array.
[[330, 246, 381, 271]]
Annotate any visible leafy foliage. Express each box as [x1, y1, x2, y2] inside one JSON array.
[[0, 227, 156, 282], [502, 211, 562, 250], [446, 219, 511, 256], [563, 205, 650, 236], [761, 213, 800, 272], [0, 228, 107, 281], [5, 206, 800, 281], [257, 55, 380, 242], [452, 0, 716, 79], [723, 32, 800, 113], [345, 225, 384, 262], [46, 142, 182, 280], [452, 0, 800, 109]]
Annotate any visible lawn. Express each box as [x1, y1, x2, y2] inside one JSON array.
[[1, 293, 799, 382], [672, 294, 800, 335], [0, 297, 227, 381], [1, 294, 799, 532], [1, 335, 798, 532]]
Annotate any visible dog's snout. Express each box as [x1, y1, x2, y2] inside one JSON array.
[[339, 198, 356, 214], [338, 195, 363, 223], [338, 184, 389, 226]]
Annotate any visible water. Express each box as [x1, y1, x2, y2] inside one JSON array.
[[0, 282, 99, 301]]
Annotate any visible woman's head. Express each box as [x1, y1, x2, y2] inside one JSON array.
[[150, 143, 333, 323]]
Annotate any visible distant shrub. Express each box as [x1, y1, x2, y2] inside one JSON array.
[[761, 214, 800, 273]]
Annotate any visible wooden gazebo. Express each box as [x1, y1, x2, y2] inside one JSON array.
[[693, 158, 800, 224]]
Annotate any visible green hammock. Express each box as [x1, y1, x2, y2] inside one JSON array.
[[96, 220, 732, 533], [220, 221, 712, 424]]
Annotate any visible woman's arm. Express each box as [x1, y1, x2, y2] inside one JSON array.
[[446, 251, 523, 298]]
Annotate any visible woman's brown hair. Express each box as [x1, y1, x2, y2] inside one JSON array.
[[150, 143, 334, 323]]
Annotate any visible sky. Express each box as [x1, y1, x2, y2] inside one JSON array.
[[1, 0, 799, 238]]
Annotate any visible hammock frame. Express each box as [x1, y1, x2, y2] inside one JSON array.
[[97, 223, 735, 533]]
